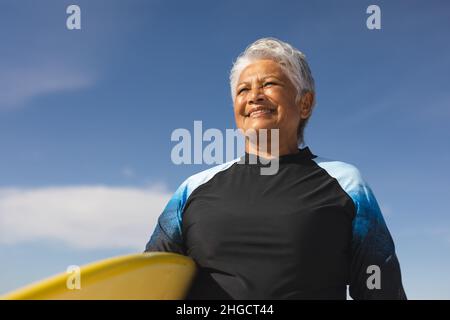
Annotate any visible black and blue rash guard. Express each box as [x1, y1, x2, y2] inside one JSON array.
[[145, 147, 406, 300]]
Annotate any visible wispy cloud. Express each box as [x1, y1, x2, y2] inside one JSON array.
[[379, 204, 393, 217], [0, 64, 95, 110], [0, 185, 171, 250], [425, 226, 450, 245], [397, 224, 450, 247], [121, 166, 136, 179]]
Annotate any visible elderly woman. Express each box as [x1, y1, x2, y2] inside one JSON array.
[[145, 38, 406, 300]]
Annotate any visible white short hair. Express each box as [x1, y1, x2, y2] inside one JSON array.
[[229, 37, 315, 104]]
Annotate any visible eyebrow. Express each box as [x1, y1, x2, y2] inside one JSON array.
[[237, 75, 282, 87]]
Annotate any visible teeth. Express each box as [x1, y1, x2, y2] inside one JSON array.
[[249, 109, 273, 117]]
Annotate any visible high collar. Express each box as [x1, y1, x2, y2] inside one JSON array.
[[241, 146, 316, 166]]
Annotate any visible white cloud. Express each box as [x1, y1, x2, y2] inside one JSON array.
[[0, 185, 171, 251], [0, 64, 95, 110]]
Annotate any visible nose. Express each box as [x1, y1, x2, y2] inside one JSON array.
[[248, 86, 266, 104]]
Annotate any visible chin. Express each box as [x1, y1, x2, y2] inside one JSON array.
[[243, 125, 279, 139], [244, 118, 277, 131], [249, 124, 278, 134]]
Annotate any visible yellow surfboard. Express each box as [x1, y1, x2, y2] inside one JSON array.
[[1, 252, 196, 300]]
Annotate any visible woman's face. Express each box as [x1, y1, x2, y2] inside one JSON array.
[[233, 59, 303, 148]]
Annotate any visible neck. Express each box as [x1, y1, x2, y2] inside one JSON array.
[[246, 139, 299, 158]]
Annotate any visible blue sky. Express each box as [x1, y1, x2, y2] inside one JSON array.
[[1, 0, 449, 299]]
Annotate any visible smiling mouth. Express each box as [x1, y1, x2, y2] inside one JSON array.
[[245, 106, 276, 118]]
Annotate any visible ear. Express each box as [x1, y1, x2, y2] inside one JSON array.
[[298, 91, 314, 120]]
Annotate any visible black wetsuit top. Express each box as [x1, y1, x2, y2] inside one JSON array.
[[145, 147, 406, 299]]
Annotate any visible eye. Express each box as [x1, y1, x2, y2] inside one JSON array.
[[237, 87, 249, 95], [263, 82, 276, 87]]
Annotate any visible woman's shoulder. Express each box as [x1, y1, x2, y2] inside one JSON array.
[[312, 155, 368, 195], [313, 155, 362, 177], [177, 158, 241, 194]]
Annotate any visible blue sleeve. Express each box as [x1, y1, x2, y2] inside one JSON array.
[[348, 176, 406, 300], [144, 182, 188, 254], [312, 157, 406, 299]]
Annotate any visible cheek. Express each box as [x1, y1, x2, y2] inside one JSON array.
[[277, 100, 301, 127], [233, 98, 246, 114], [233, 106, 244, 129], [234, 97, 245, 112]]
